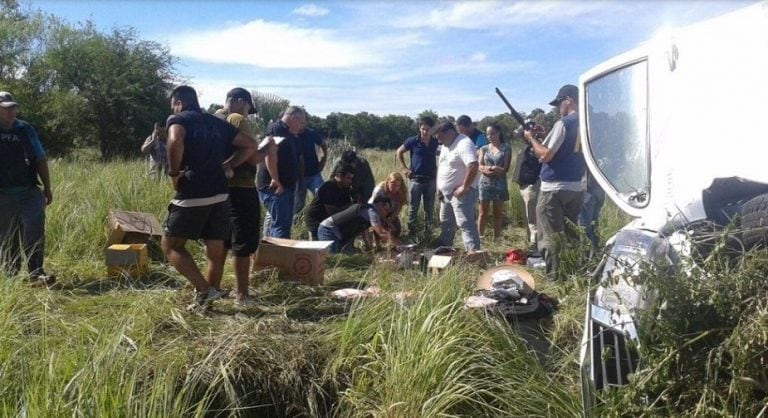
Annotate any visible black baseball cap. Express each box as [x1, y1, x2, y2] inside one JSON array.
[[226, 87, 257, 114], [548, 84, 578, 106]]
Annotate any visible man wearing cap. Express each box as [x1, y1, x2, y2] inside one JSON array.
[[0, 91, 55, 286], [524, 84, 585, 278], [433, 121, 482, 253], [161, 85, 265, 310], [258, 105, 305, 238], [215, 87, 278, 307], [456, 115, 488, 149]]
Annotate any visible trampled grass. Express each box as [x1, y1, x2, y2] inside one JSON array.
[[6, 148, 764, 416]]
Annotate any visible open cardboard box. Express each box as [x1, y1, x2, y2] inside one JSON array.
[[253, 237, 333, 285], [106, 210, 163, 246]]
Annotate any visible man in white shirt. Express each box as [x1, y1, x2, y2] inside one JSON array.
[[433, 121, 481, 252]]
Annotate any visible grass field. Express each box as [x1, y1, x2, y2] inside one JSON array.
[[2, 148, 765, 417]]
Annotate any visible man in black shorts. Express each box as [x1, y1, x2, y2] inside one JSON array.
[[161, 85, 263, 310], [305, 164, 354, 240], [214, 87, 276, 307]]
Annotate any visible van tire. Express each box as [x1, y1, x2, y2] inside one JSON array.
[[741, 193, 768, 248]]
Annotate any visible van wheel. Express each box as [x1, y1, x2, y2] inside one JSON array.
[[741, 193, 768, 248]]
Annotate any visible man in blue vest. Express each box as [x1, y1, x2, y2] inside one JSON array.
[[524, 85, 585, 278], [0, 91, 55, 286]]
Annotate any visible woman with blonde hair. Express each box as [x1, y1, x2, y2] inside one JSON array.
[[369, 172, 408, 238]]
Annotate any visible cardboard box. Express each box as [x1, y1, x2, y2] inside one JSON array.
[[253, 237, 333, 285], [106, 244, 148, 278], [106, 210, 163, 246], [427, 254, 454, 276], [427, 251, 492, 276]]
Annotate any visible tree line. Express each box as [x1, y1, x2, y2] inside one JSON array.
[[1, 0, 559, 159]]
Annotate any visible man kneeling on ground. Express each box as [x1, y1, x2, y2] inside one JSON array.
[[305, 164, 355, 240], [317, 197, 401, 254]]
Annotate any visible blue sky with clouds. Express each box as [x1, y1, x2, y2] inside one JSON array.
[[30, 0, 755, 119]]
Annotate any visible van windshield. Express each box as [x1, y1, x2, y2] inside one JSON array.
[[585, 60, 649, 207]]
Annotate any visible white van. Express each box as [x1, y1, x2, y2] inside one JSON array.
[[577, 2, 768, 414]]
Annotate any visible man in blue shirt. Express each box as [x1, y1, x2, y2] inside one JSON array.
[[457, 115, 488, 149], [294, 127, 328, 218], [396, 116, 438, 240], [0, 91, 55, 286]]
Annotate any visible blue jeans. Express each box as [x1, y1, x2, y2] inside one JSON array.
[[317, 224, 342, 254], [0, 187, 46, 277], [407, 178, 436, 235], [578, 190, 605, 250], [259, 184, 296, 239], [294, 173, 324, 215], [438, 187, 481, 252]]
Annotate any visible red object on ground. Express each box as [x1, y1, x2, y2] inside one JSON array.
[[504, 249, 527, 265]]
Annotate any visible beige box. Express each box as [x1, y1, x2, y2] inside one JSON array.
[[106, 244, 148, 278], [427, 254, 454, 276], [427, 251, 492, 276], [106, 210, 163, 246], [253, 237, 333, 285]]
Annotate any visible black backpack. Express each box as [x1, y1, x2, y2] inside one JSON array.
[[512, 145, 541, 187]]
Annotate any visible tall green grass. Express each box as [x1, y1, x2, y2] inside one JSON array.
[[325, 267, 580, 417], [7, 149, 758, 417]]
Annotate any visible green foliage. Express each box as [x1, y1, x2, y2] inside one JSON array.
[[597, 232, 768, 416], [0, 7, 176, 160], [252, 90, 289, 127], [325, 268, 580, 417]]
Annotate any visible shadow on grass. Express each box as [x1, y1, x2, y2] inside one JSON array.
[[57, 270, 185, 295]]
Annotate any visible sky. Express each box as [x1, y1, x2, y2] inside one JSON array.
[[28, 0, 756, 119]]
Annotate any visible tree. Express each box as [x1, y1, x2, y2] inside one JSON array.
[[43, 23, 176, 159], [207, 103, 223, 114], [339, 112, 380, 148], [418, 109, 439, 124], [379, 114, 415, 149], [252, 91, 289, 127]]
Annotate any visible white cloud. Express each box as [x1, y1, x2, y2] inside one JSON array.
[[393, 1, 613, 31], [470, 52, 487, 63], [291, 4, 330, 17], [170, 20, 382, 69]]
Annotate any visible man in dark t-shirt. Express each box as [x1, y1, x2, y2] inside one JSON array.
[[257, 106, 305, 238], [330, 150, 375, 204], [317, 197, 401, 253], [305, 164, 354, 240], [161, 85, 260, 311], [294, 127, 328, 216]]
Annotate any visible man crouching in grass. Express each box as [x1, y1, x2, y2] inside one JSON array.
[[161, 85, 267, 311]]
